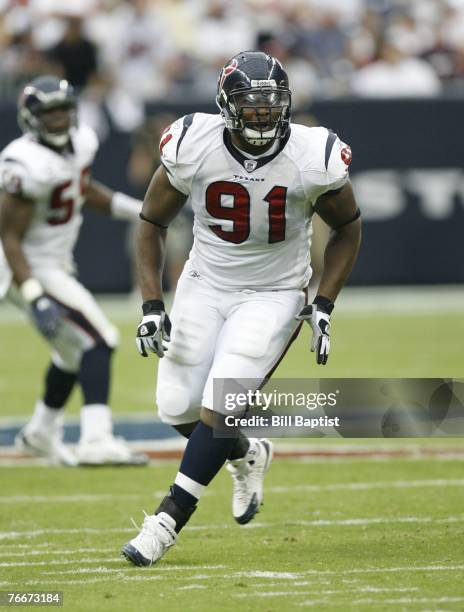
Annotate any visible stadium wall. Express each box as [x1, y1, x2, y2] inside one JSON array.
[[0, 98, 462, 291]]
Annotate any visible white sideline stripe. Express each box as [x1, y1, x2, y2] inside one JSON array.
[[268, 478, 464, 494], [1, 515, 464, 540]]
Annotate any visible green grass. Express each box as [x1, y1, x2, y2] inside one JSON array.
[[1, 296, 463, 610], [1, 302, 463, 417], [0, 459, 463, 611]]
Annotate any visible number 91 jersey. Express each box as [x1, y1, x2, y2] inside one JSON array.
[[161, 113, 351, 291], [0, 125, 98, 296]]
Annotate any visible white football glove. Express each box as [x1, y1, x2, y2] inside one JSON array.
[[296, 298, 334, 365], [136, 300, 172, 358]]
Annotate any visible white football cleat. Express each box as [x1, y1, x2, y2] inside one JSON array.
[[76, 435, 148, 466], [227, 438, 273, 524], [122, 512, 177, 567], [15, 427, 77, 467]]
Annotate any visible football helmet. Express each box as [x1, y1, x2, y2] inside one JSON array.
[[18, 76, 77, 148], [216, 51, 291, 147]]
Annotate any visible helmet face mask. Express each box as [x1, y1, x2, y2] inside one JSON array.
[[217, 52, 291, 147], [18, 77, 77, 149]]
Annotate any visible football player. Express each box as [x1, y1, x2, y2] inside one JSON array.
[[122, 51, 361, 565], [0, 76, 147, 466]]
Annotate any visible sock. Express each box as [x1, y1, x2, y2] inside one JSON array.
[[43, 363, 76, 409], [79, 344, 112, 405], [24, 400, 64, 435], [157, 420, 236, 532], [178, 420, 236, 486], [80, 404, 112, 442]]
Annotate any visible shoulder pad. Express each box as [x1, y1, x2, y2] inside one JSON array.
[[0, 138, 47, 198], [291, 125, 351, 195], [160, 113, 221, 195]]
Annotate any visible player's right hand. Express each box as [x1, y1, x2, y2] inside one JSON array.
[[31, 295, 63, 339], [136, 300, 172, 358]]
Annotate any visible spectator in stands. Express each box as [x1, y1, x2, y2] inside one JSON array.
[[351, 38, 442, 97], [46, 16, 98, 91]]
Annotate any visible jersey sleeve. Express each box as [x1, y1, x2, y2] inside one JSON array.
[[159, 114, 198, 196], [298, 127, 352, 202], [324, 131, 351, 193], [0, 157, 44, 200]]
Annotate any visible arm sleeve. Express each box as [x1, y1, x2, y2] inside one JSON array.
[[159, 114, 197, 196]]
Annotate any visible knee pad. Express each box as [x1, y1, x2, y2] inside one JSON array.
[[156, 384, 194, 422]]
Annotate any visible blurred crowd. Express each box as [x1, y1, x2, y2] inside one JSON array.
[[2, 0, 464, 131]]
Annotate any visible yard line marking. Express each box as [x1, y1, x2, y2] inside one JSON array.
[[268, 478, 464, 494], [234, 565, 464, 578], [1, 478, 461, 506], [0, 547, 115, 557], [0, 558, 122, 568], [42, 565, 226, 576], [178, 585, 208, 591], [7, 567, 464, 589], [0, 493, 166, 504], [345, 596, 464, 606], [1, 515, 464, 540]]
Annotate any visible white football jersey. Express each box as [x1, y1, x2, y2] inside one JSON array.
[[0, 125, 98, 297], [161, 113, 350, 291]]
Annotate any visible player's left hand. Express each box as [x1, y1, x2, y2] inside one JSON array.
[[296, 299, 334, 365], [136, 300, 172, 358]]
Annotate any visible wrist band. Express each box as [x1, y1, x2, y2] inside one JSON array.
[[111, 192, 142, 222], [142, 299, 165, 315], [314, 295, 335, 314]]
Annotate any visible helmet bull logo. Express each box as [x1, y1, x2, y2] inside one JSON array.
[[219, 59, 238, 92]]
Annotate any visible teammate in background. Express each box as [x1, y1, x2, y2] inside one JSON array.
[[0, 76, 147, 466], [123, 51, 361, 565]]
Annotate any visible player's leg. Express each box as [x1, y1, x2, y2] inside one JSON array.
[[123, 274, 229, 566], [204, 288, 305, 524], [8, 283, 78, 465], [34, 269, 144, 465]]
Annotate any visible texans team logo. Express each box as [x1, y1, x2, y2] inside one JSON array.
[[219, 59, 238, 91], [341, 145, 352, 165]]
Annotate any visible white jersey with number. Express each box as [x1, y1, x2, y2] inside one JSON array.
[[160, 112, 351, 291], [0, 125, 98, 297]]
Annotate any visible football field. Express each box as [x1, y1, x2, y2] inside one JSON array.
[[1, 288, 464, 610]]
